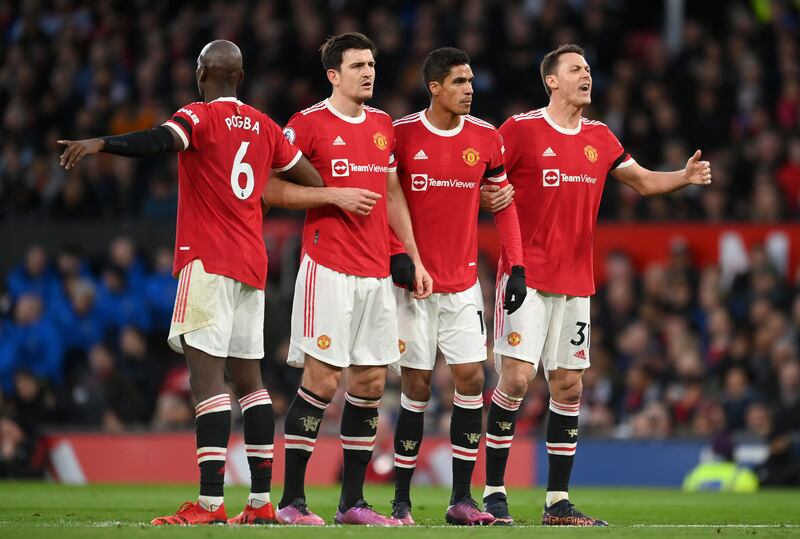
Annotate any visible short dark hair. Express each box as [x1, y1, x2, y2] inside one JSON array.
[[422, 47, 471, 96], [320, 32, 377, 71], [539, 44, 586, 96]]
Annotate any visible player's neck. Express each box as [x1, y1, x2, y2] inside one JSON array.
[[328, 94, 365, 118], [203, 87, 238, 103], [425, 104, 461, 131], [545, 101, 583, 129]]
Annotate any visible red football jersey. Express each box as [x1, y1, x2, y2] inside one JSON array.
[[163, 97, 301, 290], [284, 99, 396, 278], [394, 111, 511, 293], [499, 107, 633, 296]]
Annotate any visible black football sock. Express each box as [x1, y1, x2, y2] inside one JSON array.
[[484, 387, 523, 492], [393, 393, 428, 504], [279, 387, 328, 508], [195, 393, 232, 501], [339, 393, 380, 511], [238, 388, 274, 504], [546, 398, 580, 503], [450, 391, 483, 504]]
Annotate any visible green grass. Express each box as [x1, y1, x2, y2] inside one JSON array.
[[1, 482, 799, 538]]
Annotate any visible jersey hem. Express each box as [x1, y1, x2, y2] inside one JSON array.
[[306, 253, 390, 279]]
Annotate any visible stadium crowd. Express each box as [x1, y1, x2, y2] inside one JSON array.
[[0, 0, 799, 484]]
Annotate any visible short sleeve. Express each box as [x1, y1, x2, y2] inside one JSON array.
[[482, 128, 507, 185], [498, 118, 521, 177], [283, 112, 314, 159], [606, 126, 635, 172], [265, 115, 302, 172], [163, 103, 206, 151]]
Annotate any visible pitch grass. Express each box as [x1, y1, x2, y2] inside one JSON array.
[[1, 482, 799, 538]]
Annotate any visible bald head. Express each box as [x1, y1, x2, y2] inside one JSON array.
[[196, 40, 243, 97]]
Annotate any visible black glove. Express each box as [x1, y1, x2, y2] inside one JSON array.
[[390, 253, 416, 291], [503, 265, 527, 314]]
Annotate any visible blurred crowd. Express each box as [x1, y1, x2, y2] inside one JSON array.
[[0, 0, 799, 221], [1, 1, 800, 482]]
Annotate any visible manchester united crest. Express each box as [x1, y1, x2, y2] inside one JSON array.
[[317, 334, 331, 350], [398, 339, 406, 354], [584, 145, 598, 163], [507, 331, 521, 346], [373, 132, 388, 150], [462, 147, 480, 166]]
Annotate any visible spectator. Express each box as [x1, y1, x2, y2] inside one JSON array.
[[0, 294, 63, 393]]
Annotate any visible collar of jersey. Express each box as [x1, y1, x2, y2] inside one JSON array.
[[541, 107, 581, 135], [324, 98, 366, 124], [209, 96, 244, 105], [419, 110, 464, 137]]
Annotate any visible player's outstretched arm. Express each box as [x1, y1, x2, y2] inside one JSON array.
[[386, 170, 433, 299], [479, 183, 515, 213], [612, 149, 712, 196], [58, 126, 183, 170]]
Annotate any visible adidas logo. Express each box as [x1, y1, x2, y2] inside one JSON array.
[[333, 136, 346, 146], [542, 147, 557, 157], [573, 349, 586, 360], [413, 149, 428, 160]]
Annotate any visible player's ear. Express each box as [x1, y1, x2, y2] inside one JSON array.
[[327, 68, 341, 87], [197, 66, 207, 82], [237, 69, 244, 85], [546, 74, 558, 93], [428, 80, 440, 97]]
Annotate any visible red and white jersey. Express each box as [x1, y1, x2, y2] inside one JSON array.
[[393, 111, 508, 293], [499, 107, 634, 296], [284, 99, 396, 278], [163, 97, 301, 290]]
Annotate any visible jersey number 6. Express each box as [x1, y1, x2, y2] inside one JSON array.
[[231, 141, 254, 199]]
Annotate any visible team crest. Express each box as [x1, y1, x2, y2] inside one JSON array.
[[464, 432, 481, 444], [565, 428, 579, 438], [507, 331, 521, 346], [401, 440, 418, 451], [373, 132, 388, 150], [365, 417, 379, 430], [317, 335, 331, 350], [398, 339, 406, 354], [497, 421, 513, 432], [301, 415, 322, 432], [584, 145, 598, 163], [462, 147, 480, 166]]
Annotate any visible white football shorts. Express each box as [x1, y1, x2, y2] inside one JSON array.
[[394, 279, 487, 370], [492, 273, 591, 379], [167, 258, 265, 359], [288, 254, 400, 369]]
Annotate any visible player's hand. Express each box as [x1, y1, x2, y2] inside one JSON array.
[[390, 253, 416, 291], [480, 183, 515, 213], [685, 149, 712, 186], [412, 260, 433, 300], [57, 138, 104, 170], [331, 187, 382, 215], [503, 265, 527, 315]]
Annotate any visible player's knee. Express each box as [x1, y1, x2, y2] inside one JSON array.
[[349, 369, 386, 399], [454, 370, 484, 397], [403, 376, 432, 402], [301, 372, 339, 401], [552, 378, 583, 404], [499, 368, 529, 398]]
